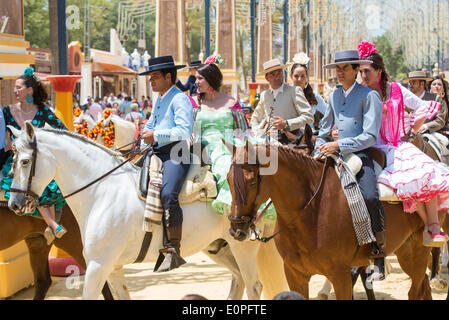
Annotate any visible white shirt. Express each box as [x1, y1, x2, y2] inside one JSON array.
[[343, 81, 356, 98], [271, 83, 285, 99], [419, 91, 425, 99]]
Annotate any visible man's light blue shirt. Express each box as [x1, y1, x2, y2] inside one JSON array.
[[144, 86, 193, 147], [0, 105, 6, 149]]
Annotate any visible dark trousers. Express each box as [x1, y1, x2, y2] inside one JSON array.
[[354, 149, 386, 233], [152, 141, 191, 227]]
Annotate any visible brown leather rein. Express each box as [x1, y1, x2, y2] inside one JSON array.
[[229, 155, 330, 243], [9, 136, 146, 208]]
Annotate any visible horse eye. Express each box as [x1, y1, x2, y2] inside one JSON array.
[[21, 159, 30, 166]]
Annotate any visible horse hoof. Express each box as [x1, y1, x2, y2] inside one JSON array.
[[317, 293, 329, 300], [430, 277, 448, 291]]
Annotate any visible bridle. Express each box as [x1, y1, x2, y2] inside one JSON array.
[[9, 135, 146, 209], [228, 155, 330, 243], [9, 136, 40, 205]]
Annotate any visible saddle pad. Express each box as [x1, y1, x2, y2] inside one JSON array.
[[423, 132, 449, 163]]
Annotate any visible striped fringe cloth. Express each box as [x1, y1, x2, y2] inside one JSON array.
[[338, 158, 376, 246], [143, 155, 164, 232]]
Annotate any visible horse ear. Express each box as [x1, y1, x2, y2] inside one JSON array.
[[222, 138, 235, 154], [43, 123, 52, 130], [304, 124, 313, 145], [245, 139, 257, 163], [8, 125, 21, 138], [24, 120, 35, 142]]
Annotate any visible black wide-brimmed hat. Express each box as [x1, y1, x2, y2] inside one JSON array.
[[323, 50, 372, 69], [139, 55, 186, 75], [188, 60, 201, 69]]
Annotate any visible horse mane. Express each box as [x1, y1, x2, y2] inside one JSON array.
[[40, 127, 124, 159], [275, 145, 321, 171]]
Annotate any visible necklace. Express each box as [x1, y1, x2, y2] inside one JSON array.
[[17, 103, 37, 115]]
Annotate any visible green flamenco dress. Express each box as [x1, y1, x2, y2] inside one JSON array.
[[1, 105, 67, 216], [195, 102, 276, 222]]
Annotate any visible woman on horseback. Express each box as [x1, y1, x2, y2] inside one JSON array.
[[358, 41, 449, 247], [191, 55, 276, 220], [1, 67, 68, 244]]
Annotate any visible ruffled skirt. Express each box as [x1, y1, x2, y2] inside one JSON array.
[[1, 156, 66, 217], [377, 142, 449, 213]]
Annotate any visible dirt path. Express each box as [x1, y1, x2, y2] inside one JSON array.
[[7, 253, 448, 300]]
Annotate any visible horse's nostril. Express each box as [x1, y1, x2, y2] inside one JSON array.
[[234, 229, 247, 241]]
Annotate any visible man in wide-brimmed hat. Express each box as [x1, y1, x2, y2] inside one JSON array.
[[141, 55, 193, 272], [403, 70, 435, 100], [314, 49, 387, 281], [403, 70, 448, 135], [176, 60, 201, 96], [251, 58, 313, 144]]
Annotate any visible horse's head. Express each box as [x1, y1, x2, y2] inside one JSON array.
[[224, 139, 271, 241], [7, 121, 54, 215]]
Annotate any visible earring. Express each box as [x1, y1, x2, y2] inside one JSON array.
[[208, 88, 216, 95], [26, 94, 34, 104], [442, 92, 445, 98]]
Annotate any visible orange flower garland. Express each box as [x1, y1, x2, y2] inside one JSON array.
[[73, 107, 115, 148], [73, 107, 90, 137]]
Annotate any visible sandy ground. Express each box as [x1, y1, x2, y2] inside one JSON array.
[[6, 252, 449, 300]]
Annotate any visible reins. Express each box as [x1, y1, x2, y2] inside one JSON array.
[[11, 134, 148, 208]]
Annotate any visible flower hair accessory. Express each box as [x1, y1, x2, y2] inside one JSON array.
[[292, 52, 311, 66], [358, 41, 377, 59], [204, 53, 224, 65], [23, 67, 40, 81]]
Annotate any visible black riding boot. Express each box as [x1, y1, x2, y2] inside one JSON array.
[[367, 231, 386, 281], [154, 224, 186, 272]]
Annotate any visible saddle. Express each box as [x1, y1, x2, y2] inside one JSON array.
[[422, 131, 449, 164], [137, 150, 217, 205], [332, 148, 401, 202]]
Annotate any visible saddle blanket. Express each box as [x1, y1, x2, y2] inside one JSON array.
[[142, 154, 217, 232]]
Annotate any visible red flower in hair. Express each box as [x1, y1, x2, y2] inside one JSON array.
[[204, 54, 217, 65], [358, 41, 377, 59]]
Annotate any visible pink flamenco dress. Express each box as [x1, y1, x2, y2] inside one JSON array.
[[375, 81, 449, 213]]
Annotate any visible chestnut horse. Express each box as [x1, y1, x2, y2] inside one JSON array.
[[225, 141, 446, 300], [0, 204, 113, 300]]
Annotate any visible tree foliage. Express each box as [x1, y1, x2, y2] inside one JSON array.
[[374, 34, 410, 80]]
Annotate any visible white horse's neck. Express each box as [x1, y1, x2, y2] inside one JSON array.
[[36, 129, 138, 226]]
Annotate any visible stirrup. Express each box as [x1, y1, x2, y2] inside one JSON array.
[[44, 226, 55, 245], [154, 248, 186, 272]]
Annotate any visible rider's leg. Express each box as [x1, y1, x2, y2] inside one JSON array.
[[355, 150, 386, 281], [154, 142, 190, 272], [419, 198, 446, 246], [38, 205, 66, 243]]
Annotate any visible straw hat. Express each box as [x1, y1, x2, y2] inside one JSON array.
[[402, 70, 433, 83], [259, 58, 289, 75]]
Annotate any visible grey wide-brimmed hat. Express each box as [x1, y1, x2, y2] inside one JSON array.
[[402, 70, 433, 83], [323, 50, 373, 69]]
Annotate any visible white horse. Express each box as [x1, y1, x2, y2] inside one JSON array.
[[8, 122, 288, 300]]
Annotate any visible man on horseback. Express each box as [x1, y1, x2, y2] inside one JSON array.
[[140, 56, 193, 272], [314, 50, 387, 280], [250, 58, 313, 145]]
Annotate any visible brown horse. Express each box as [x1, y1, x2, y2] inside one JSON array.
[[0, 204, 113, 300], [225, 141, 446, 300]]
